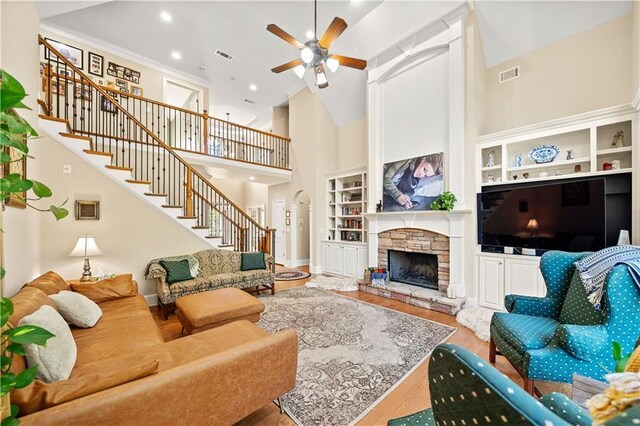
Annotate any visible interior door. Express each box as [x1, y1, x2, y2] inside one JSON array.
[[272, 200, 286, 264]]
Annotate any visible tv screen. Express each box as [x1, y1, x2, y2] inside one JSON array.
[[478, 179, 606, 252]]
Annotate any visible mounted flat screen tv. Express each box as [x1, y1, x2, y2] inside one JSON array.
[[478, 179, 606, 252]]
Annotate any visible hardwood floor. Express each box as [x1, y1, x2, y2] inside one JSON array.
[[151, 266, 522, 426]]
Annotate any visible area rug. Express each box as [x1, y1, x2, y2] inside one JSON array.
[[305, 275, 359, 291], [455, 306, 495, 342], [275, 270, 312, 281], [257, 287, 456, 425]]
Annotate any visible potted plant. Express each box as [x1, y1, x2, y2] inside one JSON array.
[[1, 69, 68, 425], [430, 191, 457, 211]]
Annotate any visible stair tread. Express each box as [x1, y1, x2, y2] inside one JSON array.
[[126, 179, 151, 185], [106, 165, 133, 171], [161, 205, 183, 208], [60, 132, 92, 141], [83, 149, 113, 157], [192, 226, 209, 229], [145, 193, 168, 197], [218, 244, 234, 248], [177, 216, 197, 219], [205, 235, 223, 239]]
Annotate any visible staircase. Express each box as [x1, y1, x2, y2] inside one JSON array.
[[38, 36, 276, 257]]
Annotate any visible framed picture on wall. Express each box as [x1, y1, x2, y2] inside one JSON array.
[[130, 85, 143, 97], [100, 94, 118, 114], [44, 38, 83, 69], [75, 200, 100, 220], [381, 152, 444, 212], [88, 52, 104, 77], [115, 79, 128, 90]]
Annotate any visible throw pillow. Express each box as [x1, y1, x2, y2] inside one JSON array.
[[559, 271, 604, 326], [241, 252, 266, 271], [159, 259, 194, 284], [11, 360, 159, 415], [70, 274, 137, 303], [49, 291, 102, 328], [18, 305, 77, 383], [27, 271, 70, 295], [8, 287, 59, 327]]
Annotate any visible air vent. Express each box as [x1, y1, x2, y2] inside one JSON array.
[[499, 66, 520, 84], [215, 49, 233, 61], [244, 99, 255, 104]]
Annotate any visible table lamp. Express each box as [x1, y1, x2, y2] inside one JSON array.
[[526, 218, 539, 237], [69, 236, 103, 281]]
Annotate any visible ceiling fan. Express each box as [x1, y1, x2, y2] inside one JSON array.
[[267, 0, 367, 89]]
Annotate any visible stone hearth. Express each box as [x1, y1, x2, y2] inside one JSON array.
[[358, 281, 465, 315]]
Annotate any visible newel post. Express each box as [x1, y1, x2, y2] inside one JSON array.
[[185, 170, 194, 217], [202, 109, 209, 155]]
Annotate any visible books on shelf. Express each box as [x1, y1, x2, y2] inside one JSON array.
[[342, 181, 362, 189], [341, 231, 362, 242], [342, 207, 362, 215]]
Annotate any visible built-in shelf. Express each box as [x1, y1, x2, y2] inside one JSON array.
[[596, 146, 632, 155], [505, 157, 590, 172], [327, 169, 367, 243], [481, 165, 502, 171]]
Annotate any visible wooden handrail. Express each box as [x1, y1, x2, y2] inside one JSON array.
[[39, 35, 269, 235]]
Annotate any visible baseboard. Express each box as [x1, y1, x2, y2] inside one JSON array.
[[284, 259, 311, 268], [144, 294, 158, 306], [464, 297, 478, 309], [310, 264, 322, 274]]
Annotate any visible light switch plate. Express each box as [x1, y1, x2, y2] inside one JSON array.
[[63, 164, 72, 174]]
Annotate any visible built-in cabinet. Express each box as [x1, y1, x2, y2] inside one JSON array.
[[327, 169, 368, 243], [477, 254, 545, 310], [322, 241, 367, 279]]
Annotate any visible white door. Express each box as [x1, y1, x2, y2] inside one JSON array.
[[478, 256, 504, 310], [272, 200, 286, 264], [504, 258, 540, 298]]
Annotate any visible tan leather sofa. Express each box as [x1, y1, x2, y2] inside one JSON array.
[[9, 271, 298, 425]]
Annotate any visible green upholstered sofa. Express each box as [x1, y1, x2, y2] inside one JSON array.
[[388, 343, 592, 426], [147, 249, 275, 319], [490, 250, 640, 394]]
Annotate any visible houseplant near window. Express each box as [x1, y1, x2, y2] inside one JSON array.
[[1, 69, 68, 425]]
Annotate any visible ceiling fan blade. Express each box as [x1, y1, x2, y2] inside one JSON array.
[[271, 58, 304, 74], [314, 64, 329, 89], [331, 54, 367, 70], [318, 17, 347, 49], [267, 24, 305, 49]]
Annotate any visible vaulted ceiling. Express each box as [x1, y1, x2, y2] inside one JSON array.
[[38, 1, 633, 130]]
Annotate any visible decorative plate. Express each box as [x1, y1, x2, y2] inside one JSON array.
[[528, 145, 560, 164]]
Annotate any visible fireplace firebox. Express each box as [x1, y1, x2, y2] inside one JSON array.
[[388, 249, 438, 290]]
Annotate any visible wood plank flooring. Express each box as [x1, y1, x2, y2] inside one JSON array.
[[151, 266, 522, 426]]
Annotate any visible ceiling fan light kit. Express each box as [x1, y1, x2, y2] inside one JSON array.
[[267, 0, 366, 89]]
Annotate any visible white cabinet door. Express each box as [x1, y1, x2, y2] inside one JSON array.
[[356, 246, 367, 279], [478, 256, 504, 310], [330, 244, 344, 275], [322, 243, 331, 274], [343, 246, 357, 277], [504, 258, 541, 298]]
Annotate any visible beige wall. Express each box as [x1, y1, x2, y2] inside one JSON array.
[[633, 0, 640, 103], [40, 28, 209, 111], [272, 105, 289, 137], [1, 0, 44, 296], [481, 14, 632, 134], [38, 137, 211, 299], [337, 118, 368, 171]]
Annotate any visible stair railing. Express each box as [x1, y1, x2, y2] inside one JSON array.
[[39, 36, 276, 259]]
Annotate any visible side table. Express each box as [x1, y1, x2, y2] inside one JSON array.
[[572, 373, 607, 409]]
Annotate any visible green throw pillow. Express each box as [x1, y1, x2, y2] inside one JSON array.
[[559, 270, 604, 325], [241, 252, 266, 271], [160, 259, 193, 285]]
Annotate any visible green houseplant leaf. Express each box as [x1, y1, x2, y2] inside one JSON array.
[[12, 367, 37, 389], [0, 70, 27, 111], [30, 180, 52, 198], [612, 341, 622, 361], [8, 325, 55, 346]]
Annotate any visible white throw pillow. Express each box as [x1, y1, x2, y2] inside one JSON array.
[[18, 305, 77, 383], [50, 291, 102, 328]]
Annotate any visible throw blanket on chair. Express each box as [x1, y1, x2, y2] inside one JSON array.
[[574, 245, 640, 310]]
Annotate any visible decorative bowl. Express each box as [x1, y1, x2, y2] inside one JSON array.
[[528, 145, 560, 164]]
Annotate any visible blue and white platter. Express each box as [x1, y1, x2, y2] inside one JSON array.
[[528, 145, 560, 164]]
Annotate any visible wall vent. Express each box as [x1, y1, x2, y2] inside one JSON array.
[[215, 49, 233, 61], [244, 99, 255, 104], [499, 66, 520, 84]]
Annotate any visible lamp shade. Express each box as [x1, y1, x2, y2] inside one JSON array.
[[526, 219, 539, 231], [69, 236, 103, 257]]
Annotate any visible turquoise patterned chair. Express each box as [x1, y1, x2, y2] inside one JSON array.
[[388, 343, 592, 426], [490, 251, 640, 394]]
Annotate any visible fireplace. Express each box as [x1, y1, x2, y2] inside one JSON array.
[[388, 250, 438, 290]]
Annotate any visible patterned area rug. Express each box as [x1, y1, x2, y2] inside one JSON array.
[[305, 275, 359, 291], [275, 270, 312, 281], [257, 287, 456, 425]]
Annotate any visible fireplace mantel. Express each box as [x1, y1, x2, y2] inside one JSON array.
[[366, 209, 471, 297]]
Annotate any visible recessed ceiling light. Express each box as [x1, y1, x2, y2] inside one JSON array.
[[249, 176, 256, 181], [306, 30, 314, 39], [160, 11, 172, 22], [171, 51, 181, 60], [249, 84, 257, 91]]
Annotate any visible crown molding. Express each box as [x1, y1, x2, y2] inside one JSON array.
[[477, 104, 637, 144], [40, 23, 210, 88]]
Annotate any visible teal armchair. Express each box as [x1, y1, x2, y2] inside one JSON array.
[[490, 250, 640, 394], [388, 343, 591, 426]]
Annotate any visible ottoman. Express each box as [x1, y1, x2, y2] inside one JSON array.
[[176, 288, 265, 335]]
